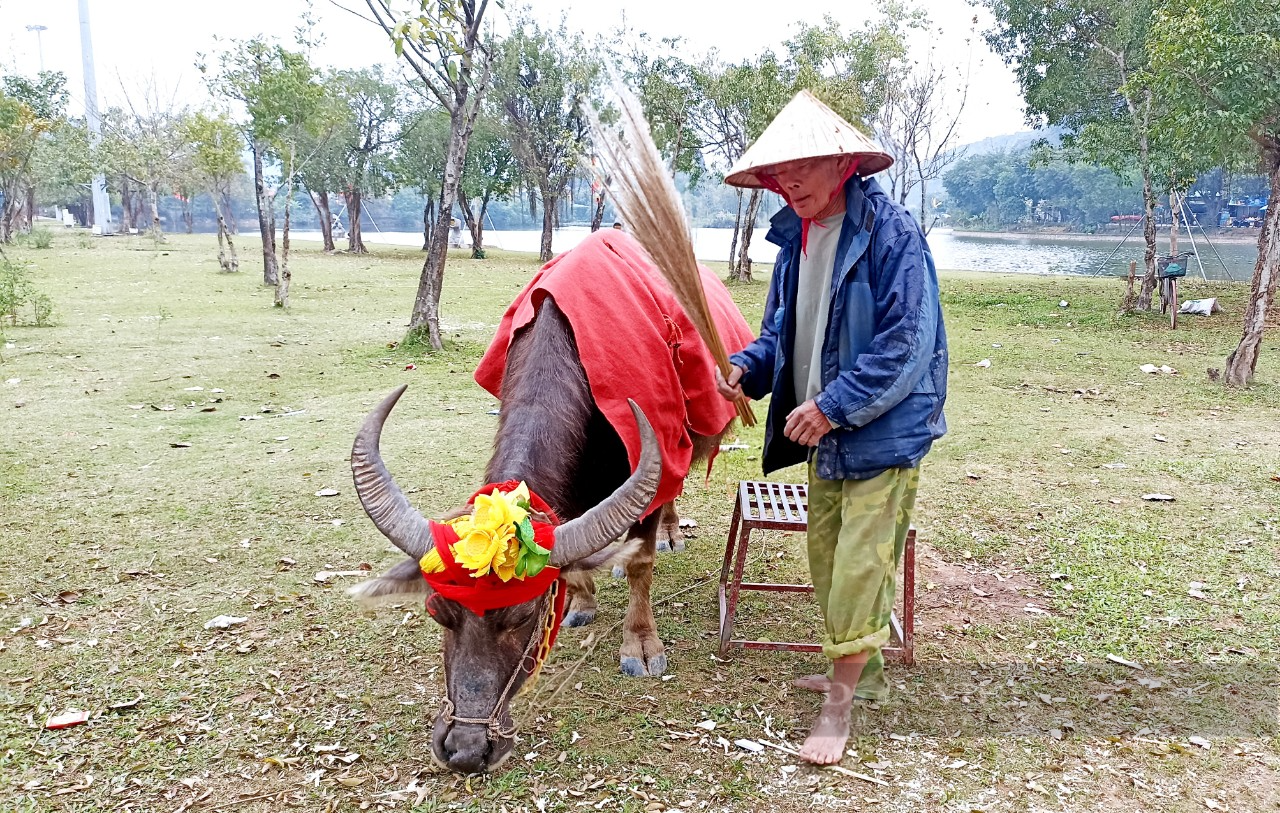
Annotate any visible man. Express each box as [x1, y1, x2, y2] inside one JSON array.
[[715, 90, 948, 765]]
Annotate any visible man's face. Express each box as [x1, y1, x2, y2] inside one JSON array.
[[768, 155, 854, 219]]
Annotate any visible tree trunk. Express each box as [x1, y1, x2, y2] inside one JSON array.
[[920, 181, 929, 235], [0, 184, 16, 243], [120, 177, 134, 234], [458, 194, 487, 258], [474, 195, 490, 258], [24, 186, 35, 230], [728, 188, 744, 275], [276, 152, 294, 308], [181, 197, 193, 234], [308, 189, 335, 252], [422, 196, 434, 250], [223, 190, 238, 234], [458, 194, 478, 250], [409, 96, 482, 350], [539, 187, 556, 263], [590, 176, 609, 232], [732, 189, 762, 283], [1135, 137, 1158, 310], [1135, 177, 1158, 310], [344, 188, 367, 253], [147, 185, 163, 240], [212, 192, 239, 273], [252, 140, 278, 286], [1223, 148, 1280, 387]]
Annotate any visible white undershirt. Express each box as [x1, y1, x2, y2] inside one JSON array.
[[791, 212, 845, 404]]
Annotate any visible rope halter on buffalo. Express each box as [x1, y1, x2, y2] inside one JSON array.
[[420, 481, 570, 738]]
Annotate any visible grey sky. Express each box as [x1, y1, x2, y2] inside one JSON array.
[[0, 0, 1026, 146]]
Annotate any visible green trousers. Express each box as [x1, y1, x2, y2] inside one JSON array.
[[806, 460, 919, 701]]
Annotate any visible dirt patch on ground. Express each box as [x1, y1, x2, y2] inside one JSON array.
[[913, 543, 1040, 633]]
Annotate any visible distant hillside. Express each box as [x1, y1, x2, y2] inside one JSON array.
[[958, 128, 1062, 157]]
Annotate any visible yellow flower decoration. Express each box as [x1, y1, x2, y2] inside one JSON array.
[[453, 524, 511, 577], [420, 547, 445, 574], [421, 482, 546, 583], [471, 487, 529, 532]]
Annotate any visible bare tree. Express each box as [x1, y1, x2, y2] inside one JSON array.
[[100, 79, 192, 241], [875, 46, 969, 235]]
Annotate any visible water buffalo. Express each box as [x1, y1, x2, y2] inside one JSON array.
[[349, 230, 750, 773]]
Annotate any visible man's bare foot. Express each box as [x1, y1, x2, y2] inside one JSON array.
[[791, 674, 831, 693], [798, 702, 850, 764], [797, 652, 869, 764]]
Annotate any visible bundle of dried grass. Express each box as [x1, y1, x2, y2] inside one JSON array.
[[589, 84, 756, 426]]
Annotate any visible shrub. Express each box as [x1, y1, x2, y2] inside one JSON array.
[[30, 228, 54, 249], [0, 255, 55, 327]]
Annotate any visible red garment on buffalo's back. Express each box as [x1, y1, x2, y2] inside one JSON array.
[[474, 230, 755, 517]]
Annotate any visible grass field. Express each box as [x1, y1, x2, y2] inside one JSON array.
[[1, 230, 1277, 812]]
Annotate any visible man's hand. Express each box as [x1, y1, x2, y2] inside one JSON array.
[[785, 399, 835, 447], [716, 365, 746, 402]]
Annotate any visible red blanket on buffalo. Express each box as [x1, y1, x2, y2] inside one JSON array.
[[474, 230, 755, 516]]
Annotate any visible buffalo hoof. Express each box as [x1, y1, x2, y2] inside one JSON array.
[[655, 537, 686, 554], [620, 654, 668, 677], [562, 609, 596, 628]]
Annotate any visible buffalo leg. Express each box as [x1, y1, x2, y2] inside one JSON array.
[[619, 511, 665, 676], [655, 500, 685, 553], [562, 569, 598, 628]]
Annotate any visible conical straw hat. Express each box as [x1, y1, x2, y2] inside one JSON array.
[[725, 89, 893, 189]]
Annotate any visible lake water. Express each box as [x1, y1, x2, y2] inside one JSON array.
[[293, 225, 1260, 282]]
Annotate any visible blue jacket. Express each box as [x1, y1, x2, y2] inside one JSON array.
[[729, 176, 948, 480]]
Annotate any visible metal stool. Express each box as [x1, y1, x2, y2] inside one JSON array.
[[717, 480, 916, 665]]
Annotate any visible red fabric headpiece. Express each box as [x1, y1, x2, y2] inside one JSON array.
[[423, 481, 562, 616]]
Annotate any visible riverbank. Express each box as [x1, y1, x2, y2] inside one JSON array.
[[950, 227, 1263, 244]]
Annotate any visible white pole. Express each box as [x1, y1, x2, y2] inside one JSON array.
[[25, 25, 48, 72], [77, 0, 113, 234]]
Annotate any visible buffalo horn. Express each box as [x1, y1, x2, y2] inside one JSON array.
[[350, 385, 434, 560], [550, 399, 663, 566]]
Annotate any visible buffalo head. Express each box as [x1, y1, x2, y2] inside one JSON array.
[[350, 385, 661, 772]]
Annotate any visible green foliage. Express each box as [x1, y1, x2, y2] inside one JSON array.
[[28, 228, 53, 249], [981, 1, 1188, 183], [0, 253, 53, 326], [0, 72, 68, 242], [945, 149, 1145, 226], [1142, 0, 1280, 174], [494, 18, 595, 201], [392, 106, 450, 198], [31, 118, 94, 207], [460, 111, 519, 209], [618, 35, 707, 182], [324, 67, 404, 199], [200, 39, 327, 150], [380, 0, 496, 111], [183, 112, 246, 188], [782, 10, 914, 131], [1, 71, 69, 121]]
